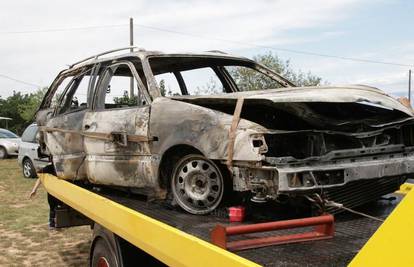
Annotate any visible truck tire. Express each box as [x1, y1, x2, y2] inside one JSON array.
[[91, 238, 118, 267]]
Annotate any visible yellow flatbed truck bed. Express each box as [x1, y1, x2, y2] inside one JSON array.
[[39, 174, 411, 267]]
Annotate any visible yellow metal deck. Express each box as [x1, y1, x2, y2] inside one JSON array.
[[39, 174, 259, 267], [350, 182, 414, 267], [40, 172, 414, 267]]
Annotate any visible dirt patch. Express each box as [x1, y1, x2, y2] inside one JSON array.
[[10, 203, 28, 208], [0, 159, 90, 266]]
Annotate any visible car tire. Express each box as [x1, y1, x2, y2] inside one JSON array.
[[0, 147, 7, 159], [171, 154, 224, 215], [22, 158, 37, 178], [91, 238, 119, 267]]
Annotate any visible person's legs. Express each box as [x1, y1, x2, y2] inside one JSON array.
[[43, 164, 61, 228], [47, 193, 59, 228]]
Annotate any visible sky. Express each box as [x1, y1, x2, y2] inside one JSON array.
[[0, 0, 413, 99]]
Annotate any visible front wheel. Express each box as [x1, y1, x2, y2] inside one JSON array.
[[171, 154, 224, 215]]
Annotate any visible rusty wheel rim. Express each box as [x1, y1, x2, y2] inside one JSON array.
[[172, 155, 223, 214]]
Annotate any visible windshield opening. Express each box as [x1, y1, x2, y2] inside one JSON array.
[[149, 56, 289, 96]]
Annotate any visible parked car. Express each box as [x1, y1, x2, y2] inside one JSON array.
[[17, 123, 50, 178], [0, 128, 20, 159], [36, 48, 414, 214]]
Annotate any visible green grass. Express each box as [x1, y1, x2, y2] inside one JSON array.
[[0, 159, 90, 266]]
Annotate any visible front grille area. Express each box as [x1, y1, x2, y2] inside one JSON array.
[[323, 176, 406, 213], [264, 124, 414, 160]]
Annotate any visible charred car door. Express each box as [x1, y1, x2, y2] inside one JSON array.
[[83, 61, 155, 191], [40, 64, 100, 179]]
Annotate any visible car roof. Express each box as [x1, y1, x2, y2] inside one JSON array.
[[0, 128, 15, 133], [0, 128, 19, 137], [64, 47, 253, 73]]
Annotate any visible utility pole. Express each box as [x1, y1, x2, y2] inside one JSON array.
[[409, 69, 412, 103], [129, 17, 134, 98]]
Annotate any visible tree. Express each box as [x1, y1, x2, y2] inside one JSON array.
[[113, 90, 137, 106], [195, 77, 222, 95], [229, 52, 323, 91], [18, 87, 48, 122], [159, 79, 166, 96], [0, 87, 47, 134], [0, 91, 31, 134]]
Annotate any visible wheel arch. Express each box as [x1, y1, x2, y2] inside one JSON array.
[[22, 155, 32, 164], [0, 145, 8, 159], [158, 144, 203, 189]]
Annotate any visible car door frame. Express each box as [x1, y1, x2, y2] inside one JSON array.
[[40, 64, 100, 179], [83, 60, 157, 192]]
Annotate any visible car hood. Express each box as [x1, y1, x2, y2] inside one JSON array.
[[171, 85, 413, 116]]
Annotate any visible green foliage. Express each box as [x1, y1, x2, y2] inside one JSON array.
[[0, 87, 47, 134], [113, 90, 137, 106], [159, 79, 182, 96], [159, 79, 166, 97], [0, 91, 29, 134], [255, 52, 323, 86], [18, 87, 48, 122], [230, 52, 323, 91], [195, 77, 222, 95]]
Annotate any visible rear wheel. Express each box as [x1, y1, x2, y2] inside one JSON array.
[[91, 238, 118, 267], [171, 154, 224, 215], [0, 147, 7, 159], [22, 158, 37, 178]]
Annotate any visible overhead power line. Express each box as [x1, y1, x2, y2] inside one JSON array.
[[0, 74, 41, 87], [0, 24, 127, 34], [0, 23, 412, 67], [133, 23, 414, 68]]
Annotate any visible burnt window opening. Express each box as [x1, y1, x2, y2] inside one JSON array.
[[57, 69, 93, 115], [94, 61, 148, 110], [148, 56, 288, 96]]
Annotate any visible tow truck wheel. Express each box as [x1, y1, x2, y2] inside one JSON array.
[[171, 154, 224, 215], [91, 238, 118, 267]]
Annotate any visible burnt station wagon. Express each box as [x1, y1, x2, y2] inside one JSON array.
[[36, 47, 414, 214]]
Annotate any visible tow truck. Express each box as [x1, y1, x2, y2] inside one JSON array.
[[38, 172, 414, 267]]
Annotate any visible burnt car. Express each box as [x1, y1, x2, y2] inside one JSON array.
[[36, 47, 414, 214]]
